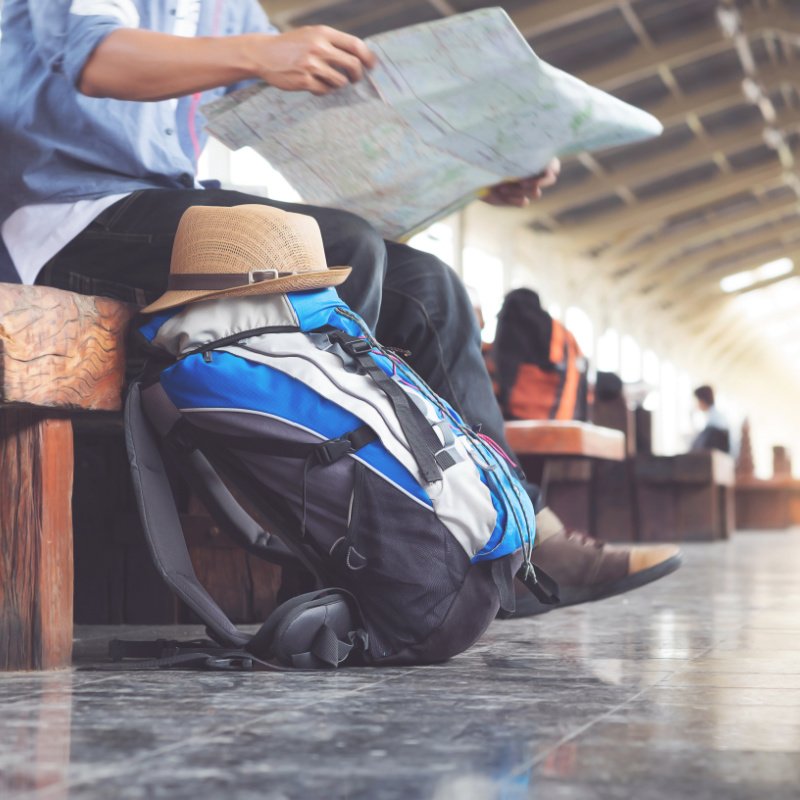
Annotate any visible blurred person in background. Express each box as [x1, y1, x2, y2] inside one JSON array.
[[691, 385, 731, 454]]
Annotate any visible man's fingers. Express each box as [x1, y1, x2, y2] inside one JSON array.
[[310, 60, 350, 91], [536, 170, 558, 189], [498, 183, 529, 200], [323, 46, 365, 83], [326, 28, 377, 69]]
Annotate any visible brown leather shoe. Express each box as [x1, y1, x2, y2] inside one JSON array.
[[507, 529, 682, 618]]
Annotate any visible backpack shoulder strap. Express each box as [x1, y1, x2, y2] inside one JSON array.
[[124, 380, 249, 647]]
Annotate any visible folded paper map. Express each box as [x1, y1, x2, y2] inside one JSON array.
[[203, 7, 663, 240]]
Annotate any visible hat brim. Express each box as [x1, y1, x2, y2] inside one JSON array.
[[140, 266, 352, 314]]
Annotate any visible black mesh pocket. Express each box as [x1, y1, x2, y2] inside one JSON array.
[[331, 464, 470, 660]]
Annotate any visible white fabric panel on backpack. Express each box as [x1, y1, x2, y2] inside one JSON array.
[[221, 335, 424, 478], [151, 295, 300, 357], [220, 336, 498, 559]]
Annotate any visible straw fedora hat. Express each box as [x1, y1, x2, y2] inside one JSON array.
[[141, 204, 351, 314]]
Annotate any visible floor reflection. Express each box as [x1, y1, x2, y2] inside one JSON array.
[[1, 531, 799, 799]]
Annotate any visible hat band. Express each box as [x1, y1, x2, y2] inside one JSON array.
[[168, 270, 293, 291]]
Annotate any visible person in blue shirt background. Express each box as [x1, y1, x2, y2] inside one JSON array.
[[0, 0, 680, 613]]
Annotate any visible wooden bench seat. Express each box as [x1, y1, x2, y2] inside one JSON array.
[[504, 420, 626, 461]]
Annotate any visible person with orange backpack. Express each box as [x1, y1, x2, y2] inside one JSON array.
[[491, 289, 589, 421]]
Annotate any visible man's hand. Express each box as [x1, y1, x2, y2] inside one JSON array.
[[246, 27, 377, 95], [481, 158, 561, 207]]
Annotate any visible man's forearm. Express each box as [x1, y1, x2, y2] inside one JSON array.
[[79, 28, 260, 101], [78, 25, 376, 101]]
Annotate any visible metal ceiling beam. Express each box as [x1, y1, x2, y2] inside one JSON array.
[[680, 238, 800, 291], [644, 63, 795, 124], [580, 7, 800, 91], [674, 256, 800, 324], [553, 160, 786, 241], [640, 219, 800, 290], [512, 0, 619, 39], [581, 27, 731, 92], [620, 245, 796, 331], [610, 191, 798, 266], [534, 113, 800, 217], [612, 212, 797, 304]]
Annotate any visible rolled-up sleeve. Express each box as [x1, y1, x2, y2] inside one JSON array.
[[224, 0, 279, 95], [27, 0, 141, 86], [241, 0, 279, 36]]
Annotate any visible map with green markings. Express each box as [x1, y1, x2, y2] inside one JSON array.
[[203, 8, 662, 240]]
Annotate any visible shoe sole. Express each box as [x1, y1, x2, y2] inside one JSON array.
[[505, 552, 683, 619]]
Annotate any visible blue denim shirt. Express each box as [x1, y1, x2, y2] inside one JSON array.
[[0, 0, 275, 226]]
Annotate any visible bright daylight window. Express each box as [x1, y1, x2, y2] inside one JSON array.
[[463, 246, 504, 343], [407, 223, 455, 268], [596, 328, 620, 372], [720, 257, 793, 293], [565, 306, 594, 358], [659, 360, 679, 455], [620, 334, 642, 383], [732, 275, 800, 373], [198, 141, 302, 203]]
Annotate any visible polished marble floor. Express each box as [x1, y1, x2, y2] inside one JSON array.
[[2, 530, 800, 799]]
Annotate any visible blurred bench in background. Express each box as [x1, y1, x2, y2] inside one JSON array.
[[505, 419, 626, 538], [509, 392, 736, 542], [735, 446, 800, 529]]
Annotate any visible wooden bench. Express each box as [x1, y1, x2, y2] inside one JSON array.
[[635, 450, 736, 541], [735, 477, 800, 530], [504, 420, 626, 537], [0, 284, 286, 669], [0, 284, 135, 671]]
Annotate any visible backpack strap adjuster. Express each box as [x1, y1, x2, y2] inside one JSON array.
[[329, 330, 372, 355], [315, 437, 354, 465]]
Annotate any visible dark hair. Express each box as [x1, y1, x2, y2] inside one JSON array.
[[694, 385, 715, 406]]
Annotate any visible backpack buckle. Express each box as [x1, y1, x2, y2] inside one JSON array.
[[315, 437, 354, 465], [331, 332, 372, 356]]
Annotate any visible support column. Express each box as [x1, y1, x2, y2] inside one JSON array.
[[0, 410, 74, 671]]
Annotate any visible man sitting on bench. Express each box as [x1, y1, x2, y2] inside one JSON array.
[[0, 0, 680, 616]]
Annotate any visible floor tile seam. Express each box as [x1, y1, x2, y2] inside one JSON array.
[[524, 635, 725, 773], [56, 667, 420, 793]]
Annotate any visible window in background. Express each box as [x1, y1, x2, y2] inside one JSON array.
[[463, 246, 504, 342], [643, 348, 660, 386], [197, 140, 302, 202], [407, 222, 455, 267], [677, 370, 694, 447], [660, 360, 678, 455], [620, 334, 642, 383], [565, 305, 594, 358], [596, 327, 620, 373]]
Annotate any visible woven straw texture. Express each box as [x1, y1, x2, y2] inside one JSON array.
[[142, 204, 351, 314]]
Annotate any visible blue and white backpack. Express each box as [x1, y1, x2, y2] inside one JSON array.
[[123, 287, 556, 670]]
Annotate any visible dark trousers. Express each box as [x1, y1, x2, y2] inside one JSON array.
[[37, 187, 538, 506]]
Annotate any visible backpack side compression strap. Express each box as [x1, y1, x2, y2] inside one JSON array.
[[125, 381, 249, 648]]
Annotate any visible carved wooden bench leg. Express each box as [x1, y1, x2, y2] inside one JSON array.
[[0, 409, 74, 671]]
